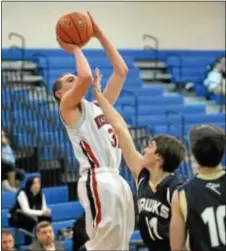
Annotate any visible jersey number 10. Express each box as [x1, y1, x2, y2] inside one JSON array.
[[201, 205, 226, 248]]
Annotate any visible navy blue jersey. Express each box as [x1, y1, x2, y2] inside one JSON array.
[[137, 168, 184, 251], [179, 171, 226, 251]]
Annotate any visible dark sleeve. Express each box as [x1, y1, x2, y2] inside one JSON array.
[[137, 168, 149, 183]]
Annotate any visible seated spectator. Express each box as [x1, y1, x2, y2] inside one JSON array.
[[204, 56, 226, 96], [28, 221, 65, 251], [1, 130, 24, 192], [8, 176, 52, 245], [1, 229, 16, 251]]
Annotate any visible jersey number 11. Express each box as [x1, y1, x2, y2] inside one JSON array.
[[145, 217, 163, 241]]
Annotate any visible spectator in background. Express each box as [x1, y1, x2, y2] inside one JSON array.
[[1, 229, 16, 251], [204, 56, 226, 96], [1, 130, 24, 192], [28, 221, 64, 251], [8, 176, 52, 245]]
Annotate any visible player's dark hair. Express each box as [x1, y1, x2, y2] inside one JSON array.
[[52, 73, 71, 104], [52, 79, 62, 104], [153, 134, 186, 172], [190, 125, 225, 167]]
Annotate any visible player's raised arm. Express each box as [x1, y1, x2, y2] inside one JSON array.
[[93, 69, 143, 180], [88, 12, 128, 105], [56, 38, 93, 124], [170, 190, 187, 251]]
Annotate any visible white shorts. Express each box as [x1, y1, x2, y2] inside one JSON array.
[[78, 168, 135, 250]]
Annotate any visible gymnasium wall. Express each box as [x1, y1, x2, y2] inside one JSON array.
[[2, 1, 225, 50]]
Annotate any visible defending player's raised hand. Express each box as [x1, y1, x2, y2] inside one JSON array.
[[56, 37, 79, 53], [93, 68, 103, 97]]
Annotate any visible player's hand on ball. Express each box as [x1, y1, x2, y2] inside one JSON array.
[[93, 68, 102, 97], [57, 37, 79, 53], [87, 12, 102, 38]]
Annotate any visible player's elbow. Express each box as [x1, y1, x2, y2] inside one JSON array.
[[121, 65, 129, 76], [78, 75, 93, 85], [114, 123, 128, 136], [114, 65, 128, 78], [75, 75, 93, 90]]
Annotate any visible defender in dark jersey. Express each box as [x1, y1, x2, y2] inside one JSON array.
[[170, 124, 226, 251], [93, 75, 186, 251]]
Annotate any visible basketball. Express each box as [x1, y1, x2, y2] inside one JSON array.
[[56, 12, 94, 47]]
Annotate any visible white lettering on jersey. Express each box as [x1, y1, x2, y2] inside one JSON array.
[[138, 198, 170, 219], [206, 183, 221, 195], [94, 114, 108, 129], [137, 178, 145, 190]]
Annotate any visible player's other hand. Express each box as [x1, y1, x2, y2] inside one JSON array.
[[87, 12, 102, 38], [56, 37, 79, 53], [93, 68, 102, 97]]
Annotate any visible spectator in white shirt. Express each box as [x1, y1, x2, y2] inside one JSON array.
[[1, 130, 24, 192], [204, 57, 226, 96], [8, 176, 51, 245]]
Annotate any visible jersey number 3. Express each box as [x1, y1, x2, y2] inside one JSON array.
[[108, 128, 118, 148], [201, 205, 226, 247], [145, 217, 163, 241]]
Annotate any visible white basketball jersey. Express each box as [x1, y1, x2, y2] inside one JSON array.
[[62, 99, 122, 176]]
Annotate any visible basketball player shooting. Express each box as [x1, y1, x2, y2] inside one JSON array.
[[52, 12, 135, 251], [93, 70, 186, 251]]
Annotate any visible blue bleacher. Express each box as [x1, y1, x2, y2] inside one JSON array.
[[116, 94, 184, 107], [2, 209, 9, 227], [135, 113, 225, 127], [38, 131, 65, 145], [49, 202, 84, 221], [43, 186, 69, 204], [63, 240, 73, 251], [119, 103, 206, 117], [2, 192, 17, 210], [130, 230, 142, 251], [13, 133, 37, 148], [2, 186, 69, 210]]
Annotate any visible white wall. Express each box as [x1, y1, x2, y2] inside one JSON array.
[[2, 1, 225, 49]]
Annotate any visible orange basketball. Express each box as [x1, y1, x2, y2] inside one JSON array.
[[56, 12, 94, 47]]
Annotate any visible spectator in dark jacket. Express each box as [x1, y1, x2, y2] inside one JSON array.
[[8, 176, 52, 245]]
